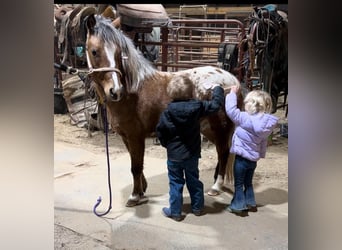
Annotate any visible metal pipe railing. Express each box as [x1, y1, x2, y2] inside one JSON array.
[[134, 19, 245, 74]]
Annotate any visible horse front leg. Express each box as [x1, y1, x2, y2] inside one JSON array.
[[125, 137, 148, 207]]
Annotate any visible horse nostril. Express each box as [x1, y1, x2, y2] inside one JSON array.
[[109, 88, 118, 100]]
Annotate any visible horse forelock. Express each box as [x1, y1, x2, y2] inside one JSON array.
[[93, 15, 157, 92]]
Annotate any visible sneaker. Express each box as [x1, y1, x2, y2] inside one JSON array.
[[225, 205, 244, 214], [162, 207, 182, 221], [192, 209, 204, 216], [247, 205, 258, 212]]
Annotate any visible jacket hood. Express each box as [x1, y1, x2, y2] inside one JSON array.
[[252, 113, 279, 137]]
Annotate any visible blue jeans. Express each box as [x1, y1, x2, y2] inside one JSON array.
[[230, 155, 257, 211], [167, 156, 204, 216]]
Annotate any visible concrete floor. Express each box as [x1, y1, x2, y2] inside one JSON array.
[[54, 142, 288, 250]]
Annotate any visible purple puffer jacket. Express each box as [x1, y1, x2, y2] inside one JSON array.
[[225, 92, 279, 161]]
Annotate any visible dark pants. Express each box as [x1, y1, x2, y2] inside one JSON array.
[[167, 155, 204, 216], [230, 155, 257, 211]]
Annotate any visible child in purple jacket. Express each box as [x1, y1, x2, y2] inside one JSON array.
[[225, 85, 279, 214]]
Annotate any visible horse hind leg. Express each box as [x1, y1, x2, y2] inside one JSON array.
[[208, 92, 243, 195], [142, 173, 147, 193], [207, 118, 235, 196], [207, 150, 229, 196], [208, 153, 235, 196], [208, 162, 223, 196]]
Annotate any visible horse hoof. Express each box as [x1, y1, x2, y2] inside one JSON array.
[[207, 189, 221, 196], [125, 199, 139, 207], [125, 195, 149, 207]]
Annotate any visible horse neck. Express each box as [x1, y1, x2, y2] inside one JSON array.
[[122, 49, 158, 92]]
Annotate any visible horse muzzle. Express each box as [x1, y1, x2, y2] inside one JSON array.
[[109, 86, 124, 102]]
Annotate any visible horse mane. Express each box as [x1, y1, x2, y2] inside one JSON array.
[[93, 15, 157, 92]]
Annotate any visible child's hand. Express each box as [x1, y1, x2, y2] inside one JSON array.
[[203, 82, 220, 90], [210, 84, 220, 90]]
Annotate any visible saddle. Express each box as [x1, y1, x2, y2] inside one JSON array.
[[116, 4, 169, 28], [54, 5, 74, 22], [217, 43, 239, 73], [253, 4, 287, 26], [249, 4, 288, 48], [56, 5, 82, 46], [56, 6, 96, 65], [70, 7, 96, 46]]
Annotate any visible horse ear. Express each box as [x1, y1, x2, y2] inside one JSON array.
[[112, 16, 121, 29], [101, 5, 116, 20], [86, 14, 96, 34]]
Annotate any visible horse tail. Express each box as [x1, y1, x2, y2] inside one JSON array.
[[225, 153, 235, 183]]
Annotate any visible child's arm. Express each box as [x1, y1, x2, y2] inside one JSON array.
[[225, 89, 243, 125], [201, 86, 224, 115]]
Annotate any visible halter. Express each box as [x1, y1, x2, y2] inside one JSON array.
[[60, 64, 122, 77], [85, 49, 123, 77], [88, 67, 122, 77]]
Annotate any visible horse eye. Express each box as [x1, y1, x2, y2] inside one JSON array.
[[91, 50, 97, 56]]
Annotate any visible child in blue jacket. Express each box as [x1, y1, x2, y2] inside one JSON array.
[[225, 85, 279, 214], [156, 74, 224, 221]]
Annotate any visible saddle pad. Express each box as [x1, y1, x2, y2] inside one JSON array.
[[117, 4, 169, 28], [71, 7, 96, 28]]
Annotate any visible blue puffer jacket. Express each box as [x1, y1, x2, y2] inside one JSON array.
[[225, 92, 279, 161], [156, 86, 224, 162]]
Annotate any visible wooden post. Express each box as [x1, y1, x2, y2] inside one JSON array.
[[161, 26, 169, 72]]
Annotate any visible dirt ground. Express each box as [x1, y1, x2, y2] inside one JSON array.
[[54, 109, 288, 249]]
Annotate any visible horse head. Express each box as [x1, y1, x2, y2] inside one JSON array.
[[85, 14, 126, 102], [85, 14, 157, 103]]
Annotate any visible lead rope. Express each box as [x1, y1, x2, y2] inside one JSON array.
[[93, 105, 113, 217], [54, 62, 114, 217]]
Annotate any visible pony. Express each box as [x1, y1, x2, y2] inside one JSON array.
[[241, 4, 288, 113], [85, 14, 243, 207]]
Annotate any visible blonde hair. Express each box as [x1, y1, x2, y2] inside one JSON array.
[[167, 74, 194, 100], [244, 90, 273, 114]]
